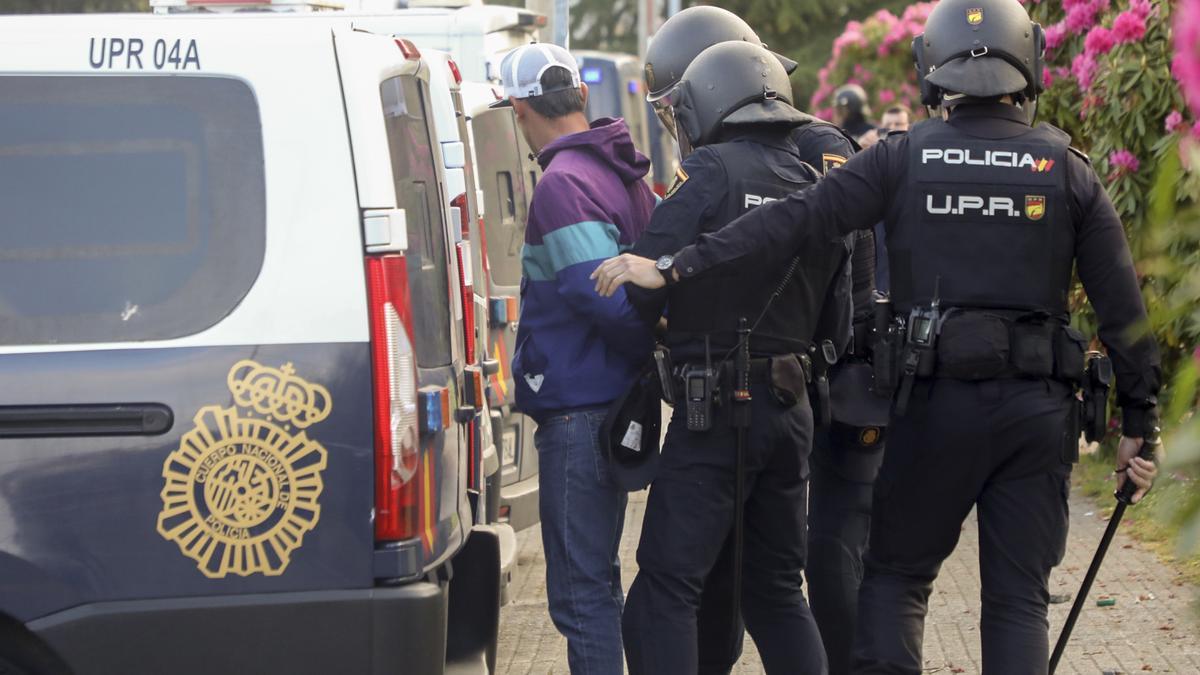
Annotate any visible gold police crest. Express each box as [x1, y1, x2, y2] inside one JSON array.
[[157, 360, 332, 578]]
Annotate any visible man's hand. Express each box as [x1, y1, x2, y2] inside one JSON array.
[[1115, 435, 1159, 504], [591, 254, 665, 297]]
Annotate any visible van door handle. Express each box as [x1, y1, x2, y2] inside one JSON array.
[[0, 404, 174, 438]]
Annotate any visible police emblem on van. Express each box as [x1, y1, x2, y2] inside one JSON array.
[[967, 7, 984, 25], [156, 360, 332, 578], [1025, 195, 1046, 221]]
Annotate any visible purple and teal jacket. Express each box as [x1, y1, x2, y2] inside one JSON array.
[[512, 117, 656, 420]]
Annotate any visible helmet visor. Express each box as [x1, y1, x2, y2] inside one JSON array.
[[648, 83, 686, 141], [652, 98, 678, 140]]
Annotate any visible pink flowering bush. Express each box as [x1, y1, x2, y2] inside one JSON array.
[[1031, 0, 1196, 223], [809, 4, 935, 122], [1031, 0, 1200, 546], [1175, 0, 1200, 116]]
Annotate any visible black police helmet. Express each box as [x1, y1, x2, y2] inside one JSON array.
[[669, 41, 805, 152], [913, 0, 1045, 106], [834, 83, 871, 119], [644, 5, 797, 102]]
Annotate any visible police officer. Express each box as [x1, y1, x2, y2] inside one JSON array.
[[644, 6, 859, 180], [641, 10, 884, 673], [605, 41, 845, 673], [832, 84, 876, 145], [593, 0, 1161, 671]]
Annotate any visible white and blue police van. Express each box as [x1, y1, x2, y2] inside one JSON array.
[[458, 81, 543, 536], [357, 0, 545, 83], [0, 6, 500, 673], [383, 1, 546, 537]]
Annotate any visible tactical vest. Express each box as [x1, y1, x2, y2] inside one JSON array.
[[667, 138, 845, 357], [887, 119, 1074, 314]]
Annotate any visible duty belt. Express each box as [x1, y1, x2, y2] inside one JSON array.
[[671, 353, 824, 423], [671, 355, 811, 391], [873, 305, 1089, 414]]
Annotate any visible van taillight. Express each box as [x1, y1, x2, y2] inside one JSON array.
[[366, 255, 421, 542], [395, 38, 421, 61], [451, 193, 477, 365]]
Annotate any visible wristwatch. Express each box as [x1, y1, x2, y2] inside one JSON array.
[[655, 255, 677, 285]]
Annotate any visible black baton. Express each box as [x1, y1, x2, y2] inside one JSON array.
[[1049, 437, 1157, 672]]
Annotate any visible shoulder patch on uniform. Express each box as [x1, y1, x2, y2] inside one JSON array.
[[664, 166, 689, 199], [1068, 146, 1092, 165], [822, 153, 847, 174]]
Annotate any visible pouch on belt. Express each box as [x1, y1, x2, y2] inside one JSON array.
[[935, 313, 1010, 380], [768, 354, 808, 407], [1010, 321, 1056, 378]]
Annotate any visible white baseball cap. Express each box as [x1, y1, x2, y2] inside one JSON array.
[[489, 43, 582, 109]]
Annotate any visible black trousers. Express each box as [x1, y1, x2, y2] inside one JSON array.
[[807, 423, 886, 675], [851, 378, 1074, 674], [622, 379, 826, 675], [695, 423, 885, 675]]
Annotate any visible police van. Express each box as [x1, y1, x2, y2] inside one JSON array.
[[0, 9, 499, 674], [365, 0, 546, 83], [384, 3, 545, 535], [345, 2, 545, 542], [419, 47, 523, 583], [458, 81, 543, 534], [575, 50, 678, 196]]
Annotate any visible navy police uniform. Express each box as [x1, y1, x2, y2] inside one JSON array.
[[788, 118, 892, 675], [622, 127, 848, 674], [665, 102, 1161, 673], [687, 117, 890, 675]]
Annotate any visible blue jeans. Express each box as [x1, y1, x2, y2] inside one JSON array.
[[535, 406, 628, 675]]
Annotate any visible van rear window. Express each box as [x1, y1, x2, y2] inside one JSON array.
[[0, 75, 265, 345]]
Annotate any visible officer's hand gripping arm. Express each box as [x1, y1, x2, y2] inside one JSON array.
[[592, 149, 725, 299]]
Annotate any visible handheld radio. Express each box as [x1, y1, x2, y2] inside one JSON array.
[[685, 337, 716, 431]]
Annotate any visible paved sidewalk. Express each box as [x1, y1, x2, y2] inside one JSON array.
[[497, 488, 1199, 674]]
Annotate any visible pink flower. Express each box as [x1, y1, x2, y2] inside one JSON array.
[[1112, 11, 1147, 43], [1084, 26, 1115, 55], [1175, 0, 1200, 116], [879, 88, 896, 104], [1043, 68, 1055, 89], [1166, 110, 1184, 133], [1045, 22, 1068, 51], [871, 9, 898, 23], [1072, 52, 1099, 90], [1193, 120, 1200, 138], [1129, 0, 1152, 18], [1066, 0, 1109, 35], [1109, 149, 1140, 174]]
